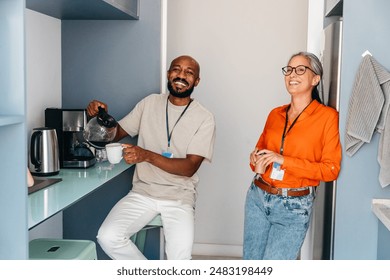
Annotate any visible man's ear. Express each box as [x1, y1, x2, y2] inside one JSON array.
[[194, 77, 200, 87]]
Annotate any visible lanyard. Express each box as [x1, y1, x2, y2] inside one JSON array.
[[166, 97, 193, 148], [280, 101, 312, 155]]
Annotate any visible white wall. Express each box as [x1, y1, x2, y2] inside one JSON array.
[[167, 0, 309, 257], [26, 9, 62, 240], [26, 9, 61, 133], [307, 0, 325, 56]]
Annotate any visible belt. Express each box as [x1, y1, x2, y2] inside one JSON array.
[[253, 178, 311, 197]]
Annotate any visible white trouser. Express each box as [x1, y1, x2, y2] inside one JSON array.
[[97, 192, 194, 260]]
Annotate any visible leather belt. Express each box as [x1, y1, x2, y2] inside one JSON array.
[[254, 178, 310, 197]]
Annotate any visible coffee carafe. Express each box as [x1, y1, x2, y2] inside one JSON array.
[[83, 106, 118, 149], [29, 127, 60, 176]]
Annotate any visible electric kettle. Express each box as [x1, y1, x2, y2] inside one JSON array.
[[29, 127, 60, 176]]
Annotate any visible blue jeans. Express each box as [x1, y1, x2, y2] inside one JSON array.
[[243, 182, 314, 260]]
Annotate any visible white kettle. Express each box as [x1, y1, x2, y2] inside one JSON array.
[[29, 127, 60, 176]]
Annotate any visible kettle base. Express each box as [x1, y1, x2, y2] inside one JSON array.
[[30, 170, 60, 177]]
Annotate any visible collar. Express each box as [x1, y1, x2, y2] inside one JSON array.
[[277, 99, 321, 120]]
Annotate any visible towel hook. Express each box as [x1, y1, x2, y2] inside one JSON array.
[[362, 50, 372, 57]]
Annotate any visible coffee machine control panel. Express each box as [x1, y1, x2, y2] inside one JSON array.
[[63, 110, 87, 132]]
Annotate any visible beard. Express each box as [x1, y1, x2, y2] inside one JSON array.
[[167, 79, 195, 98]]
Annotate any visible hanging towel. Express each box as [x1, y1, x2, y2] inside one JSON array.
[[379, 110, 390, 187], [345, 55, 390, 187]]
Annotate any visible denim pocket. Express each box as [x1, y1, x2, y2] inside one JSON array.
[[282, 193, 314, 216]]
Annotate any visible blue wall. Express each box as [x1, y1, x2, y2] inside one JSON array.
[[334, 0, 390, 259], [60, 0, 161, 259], [61, 0, 161, 119]]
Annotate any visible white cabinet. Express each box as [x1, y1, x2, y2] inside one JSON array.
[[0, 0, 28, 259]]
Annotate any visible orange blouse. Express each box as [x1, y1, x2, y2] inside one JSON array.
[[251, 100, 342, 189]]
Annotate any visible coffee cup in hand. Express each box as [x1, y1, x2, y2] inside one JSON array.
[[105, 143, 123, 164]]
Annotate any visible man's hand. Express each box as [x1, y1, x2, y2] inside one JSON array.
[[122, 143, 204, 177], [122, 144, 148, 164], [86, 100, 108, 117]]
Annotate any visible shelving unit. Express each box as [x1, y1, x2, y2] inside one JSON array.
[[0, 0, 28, 259], [0, 116, 24, 126]]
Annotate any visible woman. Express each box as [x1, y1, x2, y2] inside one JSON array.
[[243, 52, 342, 260]]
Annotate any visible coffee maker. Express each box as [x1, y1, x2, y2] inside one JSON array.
[[45, 108, 96, 168]]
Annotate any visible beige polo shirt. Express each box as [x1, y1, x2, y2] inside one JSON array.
[[118, 93, 216, 207]]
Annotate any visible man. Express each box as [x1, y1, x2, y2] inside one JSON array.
[[87, 55, 216, 260]]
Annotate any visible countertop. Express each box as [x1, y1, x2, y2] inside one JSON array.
[[372, 199, 390, 231], [28, 160, 133, 229]]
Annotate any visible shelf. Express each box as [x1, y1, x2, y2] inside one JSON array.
[[0, 115, 24, 127], [26, 0, 139, 20]]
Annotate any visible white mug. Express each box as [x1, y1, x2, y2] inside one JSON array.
[[105, 143, 123, 164]]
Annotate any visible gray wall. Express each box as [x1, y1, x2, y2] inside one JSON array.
[[334, 0, 390, 259], [61, 0, 161, 119]]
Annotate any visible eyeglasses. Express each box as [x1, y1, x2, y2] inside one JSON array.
[[281, 65, 317, 76]]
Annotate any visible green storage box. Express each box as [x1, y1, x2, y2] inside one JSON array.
[[29, 238, 97, 260]]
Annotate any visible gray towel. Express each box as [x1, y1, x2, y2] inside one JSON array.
[[345, 55, 390, 187], [379, 114, 390, 187]]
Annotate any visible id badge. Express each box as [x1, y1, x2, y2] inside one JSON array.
[[162, 150, 173, 158], [270, 162, 284, 181]]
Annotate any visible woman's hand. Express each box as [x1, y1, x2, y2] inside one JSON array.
[[250, 149, 284, 174], [250, 149, 259, 166]]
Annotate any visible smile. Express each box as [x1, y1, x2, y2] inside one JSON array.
[[172, 79, 189, 91], [173, 78, 189, 88], [174, 81, 188, 87]]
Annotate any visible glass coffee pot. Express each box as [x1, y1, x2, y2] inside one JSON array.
[[83, 106, 118, 150]]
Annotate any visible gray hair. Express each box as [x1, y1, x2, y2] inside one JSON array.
[[289, 51, 324, 103]]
